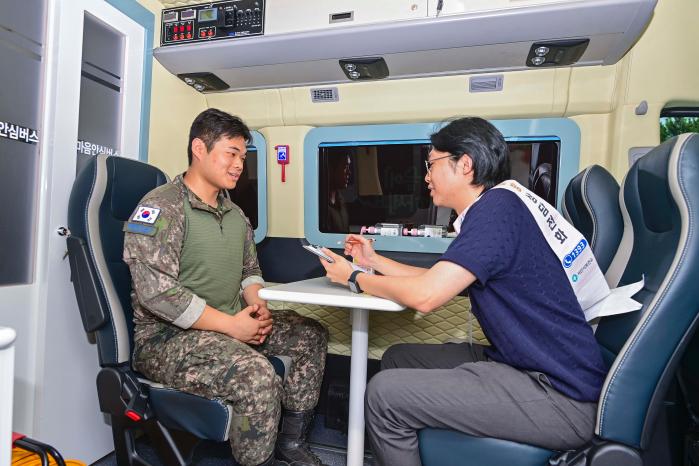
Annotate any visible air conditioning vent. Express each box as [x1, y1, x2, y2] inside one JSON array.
[[311, 87, 339, 103], [469, 75, 504, 93]]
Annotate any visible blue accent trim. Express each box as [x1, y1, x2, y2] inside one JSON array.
[[304, 119, 580, 254], [250, 131, 268, 243], [506, 136, 560, 142], [320, 139, 430, 147], [125, 222, 157, 236], [320, 136, 561, 147], [106, 0, 154, 162]]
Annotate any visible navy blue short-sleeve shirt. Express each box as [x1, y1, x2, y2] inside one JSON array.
[[441, 188, 607, 402]]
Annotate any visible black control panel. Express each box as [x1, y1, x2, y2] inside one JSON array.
[[161, 0, 264, 46]]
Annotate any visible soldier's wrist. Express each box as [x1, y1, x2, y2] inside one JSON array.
[[222, 312, 239, 338]]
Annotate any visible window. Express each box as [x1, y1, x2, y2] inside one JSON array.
[[318, 142, 430, 234], [304, 119, 580, 253], [225, 131, 267, 242], [318, 138, 560, 235], [660, 108, 699, 142]]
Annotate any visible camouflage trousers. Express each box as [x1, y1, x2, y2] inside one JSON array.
[[133, 310, 328, 466]]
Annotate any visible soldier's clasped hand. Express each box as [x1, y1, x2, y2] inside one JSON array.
[[229, 304, 273, 345]]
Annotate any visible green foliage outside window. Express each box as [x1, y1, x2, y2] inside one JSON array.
[[660, 116, 699, 142]]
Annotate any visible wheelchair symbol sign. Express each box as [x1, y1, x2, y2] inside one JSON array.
[[276, 146, 288, 162]]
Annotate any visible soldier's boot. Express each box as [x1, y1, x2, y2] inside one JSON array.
[[274, 409, 327, 466], [257, 453, 289, 466]]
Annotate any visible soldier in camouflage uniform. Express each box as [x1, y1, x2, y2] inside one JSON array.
[[123, 108, 329, 466]]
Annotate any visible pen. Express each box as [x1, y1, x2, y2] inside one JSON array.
[[337, 237, 376, 245]]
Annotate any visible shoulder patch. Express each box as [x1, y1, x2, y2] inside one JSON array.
[[124, 221, 158, 236], [132, 205, 161, 224]]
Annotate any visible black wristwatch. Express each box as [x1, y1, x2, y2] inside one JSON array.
[[348, 270, 364, 294]]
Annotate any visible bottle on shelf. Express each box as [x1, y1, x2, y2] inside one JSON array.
[[402, 224, 446, 238], [360, 223, 403, 236]]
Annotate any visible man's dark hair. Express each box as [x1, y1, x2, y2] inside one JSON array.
[[430, 117, 510, 190], [187, 108, 252, 165]]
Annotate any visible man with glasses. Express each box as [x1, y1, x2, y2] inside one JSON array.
[[319, 117, 606, 466]]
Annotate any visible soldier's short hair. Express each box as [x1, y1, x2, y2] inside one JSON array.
[[187, 108, 252, 165]]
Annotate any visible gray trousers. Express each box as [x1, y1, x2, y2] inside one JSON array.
[[365, 343, 597, 466]]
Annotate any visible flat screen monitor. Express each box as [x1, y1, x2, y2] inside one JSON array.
[[317, 138, 559, 234]]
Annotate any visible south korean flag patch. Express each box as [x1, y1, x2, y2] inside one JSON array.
[[132, 205, 161, 224]]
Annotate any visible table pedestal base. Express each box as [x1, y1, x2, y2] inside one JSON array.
[[347, 307, 369, 466]]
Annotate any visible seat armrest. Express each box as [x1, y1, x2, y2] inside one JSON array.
[[96, 366, 152, 421], [67, 236, 110, 333], [549, 437, 641, 466]]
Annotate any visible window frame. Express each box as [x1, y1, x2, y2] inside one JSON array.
[[303, 118, 580, 253], [249, 130, 267, 243], [660, 107, 699, 118]]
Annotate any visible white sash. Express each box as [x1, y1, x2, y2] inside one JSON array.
[[458, 180, 641, 322]]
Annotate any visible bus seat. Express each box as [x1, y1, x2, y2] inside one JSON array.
[[565, 160, 699, 460], [66, 155, 289, 466], [529, 162, 553, 205], [419, 133, 699, 466], [562, 164, 623, 275]]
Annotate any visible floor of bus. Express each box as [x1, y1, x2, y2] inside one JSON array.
[[91, 414, 372, 466]]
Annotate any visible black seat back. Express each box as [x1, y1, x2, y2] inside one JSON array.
[[562, 164, 623, 274], [67, 155, 168, 367], [529, 162, 552, 205], [594, 133, 699, 449]]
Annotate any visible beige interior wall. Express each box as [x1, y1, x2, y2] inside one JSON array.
[[258, 126, 312, 237], [146, 62, 207, 177], [279, 68, 570, 126], [206, 89, 284, 128], [604, 0, 699, 179]]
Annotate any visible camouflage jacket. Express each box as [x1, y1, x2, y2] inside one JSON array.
[[123, 174, 264, 343]]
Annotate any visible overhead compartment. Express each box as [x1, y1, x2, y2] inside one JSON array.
[[153, 0, 656, 93]]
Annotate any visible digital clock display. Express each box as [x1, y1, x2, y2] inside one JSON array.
[[198, 8, 218, 22], [163, 11, 178, 22]]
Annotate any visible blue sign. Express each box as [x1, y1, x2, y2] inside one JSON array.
[[563, 238, 587, 268]]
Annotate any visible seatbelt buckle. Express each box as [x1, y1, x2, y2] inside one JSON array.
[[123, 388, 149, 422], [120, 371, 151, 422]]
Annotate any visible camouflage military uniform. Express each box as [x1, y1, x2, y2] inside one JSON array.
[[123, 175, 328, 466]]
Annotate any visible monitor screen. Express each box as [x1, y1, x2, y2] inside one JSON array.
[[317, 139, 559, 234]]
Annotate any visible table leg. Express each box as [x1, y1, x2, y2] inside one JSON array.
[[347, 307, 369, 466]]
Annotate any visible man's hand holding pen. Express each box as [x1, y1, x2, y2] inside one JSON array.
[[319, 234, 377, 285], [343, 234, 377, 270]]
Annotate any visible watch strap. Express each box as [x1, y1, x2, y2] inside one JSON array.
[[349, 270, 363, 293]]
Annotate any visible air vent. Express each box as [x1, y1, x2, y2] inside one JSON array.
[[469, 75, 504, 93], [311, 87, 339, 103]]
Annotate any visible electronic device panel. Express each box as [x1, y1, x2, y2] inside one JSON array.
[[161, 0, 264, 46]]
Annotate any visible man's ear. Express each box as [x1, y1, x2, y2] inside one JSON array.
[[190, 138, 207, 163], [461, 154, 474, 175]]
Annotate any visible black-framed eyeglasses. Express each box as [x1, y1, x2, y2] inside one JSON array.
[[424, 154, 454, 173]]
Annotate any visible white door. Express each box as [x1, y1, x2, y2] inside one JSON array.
[[15, 0, 145, 461]]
